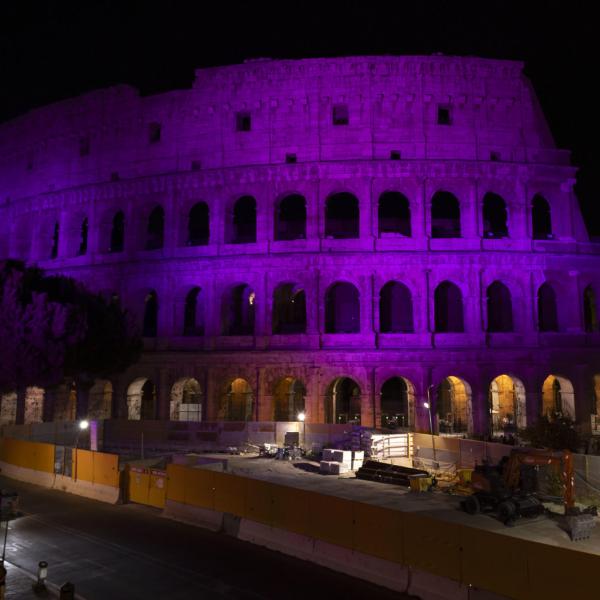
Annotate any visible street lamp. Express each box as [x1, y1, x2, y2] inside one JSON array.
[[297, 411, 306, 450], [74, 419, 90, 482], [425, 384, 438, 464]]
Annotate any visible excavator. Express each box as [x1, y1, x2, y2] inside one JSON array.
[[460, 447, 597, 540]]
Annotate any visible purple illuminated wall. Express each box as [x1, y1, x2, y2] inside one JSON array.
[[1, 56, 599, 435]]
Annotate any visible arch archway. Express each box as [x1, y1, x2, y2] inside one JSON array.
[[109, 210, 125, 253], [24, 386, 45, 424], [183, 287, 205, 336], [483, 192, 508, 238], [0, 392, 17, 425], [378, 191, 411, 237], [272, 283, 306, 334], [380, 377, 415, 429], [431, 191, 460, 238], [187, 202, 209, 246], [275, 194, 306, 241], [325, 377, 361, 425], [325, 282, 360, 333], [379, 281, 413, 333], [127, 378, 156, 420], [434, 281, 464, 332], [221, 284, 255, 335], [594, 375, 600, 416], [584, 285, 599, 332], [230, 196, 257, 243], [146, 205, 165, 250], [273, 377, 306, 421], [78, 217, 89, 255], [538, 283, 558, 332], [435, 376, 471, 434], [542, 375, 575, 418], [221, 378, 254, 421], [489, 374, 526, 437], [487, 281, 513, 332], [170, 378, 203, 421], [89, 380, 113, 420], [325, 192, 359, 239], [532, 194, 552, 239], [143, 291, 158, 337]]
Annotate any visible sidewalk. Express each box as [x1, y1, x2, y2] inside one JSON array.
[[4, 561, 56, 600]]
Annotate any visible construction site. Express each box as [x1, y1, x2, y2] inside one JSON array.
[[1, 420, 599, 600]]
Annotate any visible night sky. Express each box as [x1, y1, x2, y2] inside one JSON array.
[[1, 1, 597, 234]]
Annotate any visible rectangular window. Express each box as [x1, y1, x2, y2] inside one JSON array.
[[390, 150, 401, 160], [437, 106, 451, 125], [285, 153, 297, 164], [332, 104, 349, 125], [236, 111, 252, 132], [79, 136, 90, 157], [490, 151, 501, 161], [148, 122, 161, 143]]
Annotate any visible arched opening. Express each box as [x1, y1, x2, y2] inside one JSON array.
[[24, 386, 44, 424], [127, 378, 156, 420], [379, 281, 413, 333], [380, 377, 414, 429], [110, 211, 125, 253], [325, 377, 361, 425], [221, 378, 254, 421], [146, 205, 165, 250], [325, 282, 360, 333], [273, 377, 306, 421], [489, 374, 526, 437], [221, 284, 255, 335], [532, 194, 552, 239], [88, 380, 113, 420], [487, 281, 513, 332], [542, 375, 575, 418], [434, 281, 464, 332], [272, 283, 306, 334], [170, 378, 202, 421], [431, 191, 461, 238], [325, 192, 359, 239], [187, 202, 209, 246], [230, 196, 257, 243], [538, 283, 558, 332], [378, 191, 411, 237], [50, 222, 60, 258], [54, 382, 77, 421], [183, 287, 204, 336], [275, 194, 306, 241], [0, 392, 17, 425], [78, 218, 89, 255], [483, 192, 508, 238], [143, 291, 158, 337], [584, 285, 599, 332], [435, 376, 471, 434], [593, 375, 600, 415]]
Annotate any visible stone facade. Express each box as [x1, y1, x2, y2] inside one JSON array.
[[1, 56, 599, 436]]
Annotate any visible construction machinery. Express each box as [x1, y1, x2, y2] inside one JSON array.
[[460, 448, 597, 540]]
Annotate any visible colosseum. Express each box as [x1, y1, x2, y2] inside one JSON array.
[[1, 55, 599, 440]]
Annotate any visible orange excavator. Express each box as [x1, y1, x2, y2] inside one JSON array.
[[461, 448, 597, 540]]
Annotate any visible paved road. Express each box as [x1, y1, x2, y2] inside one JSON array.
[[1, 476, 407, 600]]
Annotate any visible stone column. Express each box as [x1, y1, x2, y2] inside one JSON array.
[[156, 368, 170, 421]]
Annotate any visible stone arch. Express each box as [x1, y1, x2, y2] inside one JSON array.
[[487, 281, 513, 332], [483, 192, 508, 238], [183, 287, 205, 336], [145, 205, 165, 250], [272, 377, 306, 421], [431, 191, 461, 238], [435, 376, 472, 435], [78, 217, 89, 255], [187, 201, 209, 246], [229, 195, 257, 244], [537, 282, 558, 332], [54, 382, 77, 421], [272, 283, 306, 334], [325, 282, 360, 333], [380, 376, 415, 429], [489, 374, 526, 437], [109, 210, 125, 253], [127, 377, 156, 420], [88, 380, 113, 420], [325, 377, 361, 425], [221, 284, 255, 335], [143, 290, 159, 337], [325, 192, 359, 239], [532, 194, 552, 239], [50, 221, 60, 259], [274, 194, 306, 241], [379, 281, 413, 333], [170, 378, 203, 421], [221, 378, 254, 421], [24, 386, 44, 424], [593, 375, 600, 415], [434, 281, 464, 332], [583, 285, 599, 332], [542, 374, 575, 419], [378, 191, 411, 237], [0, 392, 17, 425]]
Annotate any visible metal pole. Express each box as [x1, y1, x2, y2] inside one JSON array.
[[427, 384, 437, 463], [1, 520, 8, 563]]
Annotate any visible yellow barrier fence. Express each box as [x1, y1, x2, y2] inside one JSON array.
[[127, 466, 167, 509], [0, 437, 55, 473], [73, 449, 120, 487]]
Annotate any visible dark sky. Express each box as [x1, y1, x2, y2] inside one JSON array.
[[1, 1, 597, 234]]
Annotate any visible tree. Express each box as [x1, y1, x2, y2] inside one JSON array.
[[519, 411, 581, 452]]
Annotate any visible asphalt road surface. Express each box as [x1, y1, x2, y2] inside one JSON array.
[[1, 476, 408, 600]]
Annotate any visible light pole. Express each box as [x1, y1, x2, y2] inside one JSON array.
[[74, 419, 89, 482], [424, 383, 437, 463], [297, 411, 306, 450]]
